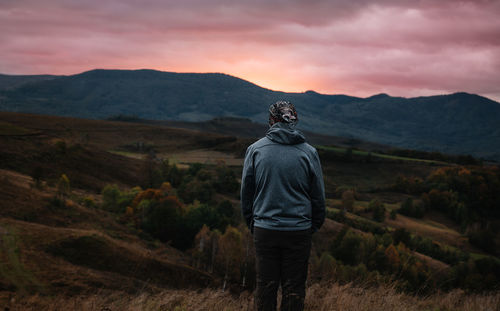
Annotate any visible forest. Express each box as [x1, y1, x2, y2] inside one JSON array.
[[91, 154, 500, 293]]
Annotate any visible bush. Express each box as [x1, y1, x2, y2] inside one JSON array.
[[46, 196, 66, 209], [392, 228, 412, 248], [369, 199, 385, 222], [82, 196, 97, 208], [141, 196, 185, 248], [101, 184, 139, 213], [332, 229, 364, 265], [341, 190, 355, 212]]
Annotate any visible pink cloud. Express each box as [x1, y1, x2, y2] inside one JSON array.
[[1, 0, 499, 101]]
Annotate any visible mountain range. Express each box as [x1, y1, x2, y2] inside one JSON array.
[[1, 69, 499, 160]]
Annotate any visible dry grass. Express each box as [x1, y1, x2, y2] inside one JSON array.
[[385, 213, 470, 251], [161, 149, 243, 166], [305, 283, 500, 311], [2, 283, 499, 311]]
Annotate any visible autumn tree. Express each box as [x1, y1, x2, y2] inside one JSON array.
[[239, 224, 255, 288], [57, 174, 70, 199], [193, 225, 213, 270], [102, 185, 141, 213], [140, 195, 185, 248], [385, 244, 400, 272], [217, 226, 244, 291], [341, 189, 355, 212]]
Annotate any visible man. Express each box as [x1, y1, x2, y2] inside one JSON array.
[[241, 101, 326, 311]]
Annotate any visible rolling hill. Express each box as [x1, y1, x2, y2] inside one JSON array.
[[0, 69, 499, 161], [0, 112, 499, 309]]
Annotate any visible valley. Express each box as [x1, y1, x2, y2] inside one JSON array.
[[0, 111, 498, 310]]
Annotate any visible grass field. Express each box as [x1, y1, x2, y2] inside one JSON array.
[[158, 149, 243, 167]]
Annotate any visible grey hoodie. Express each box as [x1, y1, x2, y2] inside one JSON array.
[[241, 122, 326, 232]]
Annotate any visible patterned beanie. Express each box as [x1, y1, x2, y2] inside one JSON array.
[[269, 101, 298, 126]]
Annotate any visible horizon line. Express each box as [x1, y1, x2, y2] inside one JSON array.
[[1, 68, 498, 103]]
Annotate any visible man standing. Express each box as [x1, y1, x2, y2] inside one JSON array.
[[241, 101, 326, 311]]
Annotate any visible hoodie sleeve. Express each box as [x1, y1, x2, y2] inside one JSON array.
[[240, 146, 256, 230], [309, 149, 326, 233]]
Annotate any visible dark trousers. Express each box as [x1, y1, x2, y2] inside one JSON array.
[[253, 227, 312, 311]]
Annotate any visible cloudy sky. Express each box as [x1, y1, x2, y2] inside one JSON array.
[[1, 0, 500, 101]]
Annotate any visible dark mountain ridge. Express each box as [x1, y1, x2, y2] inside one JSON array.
[[0, 73, 58, 90], [0, 69, 499, 160]]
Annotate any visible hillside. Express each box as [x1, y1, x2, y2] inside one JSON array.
[[0, 74, 58, 90], [1, 69, 499, 160], [0, 112, 499, 309]]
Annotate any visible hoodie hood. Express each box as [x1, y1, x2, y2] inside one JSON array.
[[266, 122, 306, 145]]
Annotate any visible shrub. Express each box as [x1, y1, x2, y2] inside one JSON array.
[[332, 229, 364, 266], [101, 185, 140, 213], [82, 196, 96, 208], [341, 189, 355, 212]]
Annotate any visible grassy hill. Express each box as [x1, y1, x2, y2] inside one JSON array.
[[0, 112, 499, 310], [1, 69, 500, 161]]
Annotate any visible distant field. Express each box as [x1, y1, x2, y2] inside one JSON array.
[[159, 149, 243, 167], [108, 149, 244, 167], [0, 121, 35, 135], [317, 145, 448, 164]]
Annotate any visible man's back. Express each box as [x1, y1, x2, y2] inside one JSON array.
[[240, 101, 325, 311], [241, 122, 325, 232]]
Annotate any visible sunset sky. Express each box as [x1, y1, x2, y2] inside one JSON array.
[[1, 0, 500, 101]]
